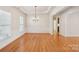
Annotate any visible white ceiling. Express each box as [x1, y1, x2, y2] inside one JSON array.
[[17, 6, 53, 15]]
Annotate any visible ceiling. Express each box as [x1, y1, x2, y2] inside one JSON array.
[[17, 6, 53, 15]]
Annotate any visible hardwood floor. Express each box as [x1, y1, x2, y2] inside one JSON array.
[[0, 33, 79, 52], [18, 33, 61, 52], [59, 35, 79, 52]]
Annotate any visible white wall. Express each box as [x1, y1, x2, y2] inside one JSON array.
[[0, 7, 27, 49], [26, 14, 49, 33], [49, 6, 69, 35], [59, 7, 79, 37], [0, 7, 26, 35], [49, 15, 53, 35]]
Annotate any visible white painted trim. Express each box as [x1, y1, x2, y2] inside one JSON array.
[[17, 6, 53, 15]]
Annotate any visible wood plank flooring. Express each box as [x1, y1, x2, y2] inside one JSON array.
[[18, 33, 61, 52], [0, 33, 79, 52]]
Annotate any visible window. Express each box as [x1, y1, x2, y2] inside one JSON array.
[[0, 10, 11, 41], [19, 16, 24, 33]]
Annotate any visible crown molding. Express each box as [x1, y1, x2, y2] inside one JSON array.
[[16, 6, 54, 15]]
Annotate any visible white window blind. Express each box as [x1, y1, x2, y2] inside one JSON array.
[[0, 10, 11, 41], [19, 16, 24, 32]]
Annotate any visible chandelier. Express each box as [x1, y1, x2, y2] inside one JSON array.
[[33, 6, 39, 22]]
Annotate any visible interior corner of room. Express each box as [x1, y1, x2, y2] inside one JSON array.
[[0, 6, 79, 52]]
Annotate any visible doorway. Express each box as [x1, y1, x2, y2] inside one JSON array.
[[53, 16, 60, 46], [53, 16, 60, 35]]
